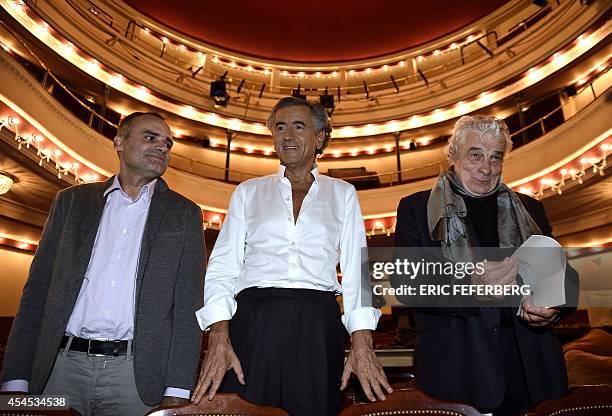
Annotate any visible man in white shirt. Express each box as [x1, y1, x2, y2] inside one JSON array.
[[192, 97, 392, 415], [0, 113, 205, 415]]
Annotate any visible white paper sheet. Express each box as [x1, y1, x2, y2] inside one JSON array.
[[512, 235, 566, 307]]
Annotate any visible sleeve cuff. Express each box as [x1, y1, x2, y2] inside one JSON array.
[[164, 387, 190, 399], [0, 380, 29, 392], [342, 307, 382, 335], [195, 296, 238, 331]]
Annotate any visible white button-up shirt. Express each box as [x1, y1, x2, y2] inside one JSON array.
[[195, 165, 380, 334]]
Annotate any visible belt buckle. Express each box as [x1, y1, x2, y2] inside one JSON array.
[[86, 339, 105, 357], [112, 340, 120, 357]]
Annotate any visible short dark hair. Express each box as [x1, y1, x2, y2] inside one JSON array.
[[116, 112, 165, 139], [267, 97, 332, 156]]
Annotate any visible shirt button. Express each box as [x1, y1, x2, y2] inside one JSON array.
[[285, 197, 290, 201], [288, 217, 292, 222], [122, 229, 127, 234], [290, 241, 296, 246]]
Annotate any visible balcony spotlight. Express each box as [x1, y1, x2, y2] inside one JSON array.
[[292, 84, 306, 100], [210, 71, 229, 107], [319, 87, 335, 115]]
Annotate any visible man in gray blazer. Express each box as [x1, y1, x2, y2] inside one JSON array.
[[0, 112, 205, 415]]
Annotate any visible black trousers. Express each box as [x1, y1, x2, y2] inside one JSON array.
[[219, 287, 346, 416], [491, 322, 533, 416]]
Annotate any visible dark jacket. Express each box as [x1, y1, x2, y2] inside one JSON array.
[[0, 177, 205, 405], [394, 189, 579, 409]]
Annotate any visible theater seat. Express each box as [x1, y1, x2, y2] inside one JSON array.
[[145, 393, 288, 416], [339, 384, 483, 416], [522, 385, 612, 416], [563, 329, 612, 387]]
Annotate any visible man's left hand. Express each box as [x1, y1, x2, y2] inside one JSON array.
[[519, 295, 560, 327], [160, 396, 190, 408], [340, 330, 392, 401]]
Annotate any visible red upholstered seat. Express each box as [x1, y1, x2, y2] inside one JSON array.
[[339, 383, 484, 416], [145, 393, 288, 416], [522, 384, 612, 416]]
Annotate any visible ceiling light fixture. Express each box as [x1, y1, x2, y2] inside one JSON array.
[[0, 171, 15, 195]]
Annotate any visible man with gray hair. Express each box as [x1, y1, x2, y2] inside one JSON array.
[[394, 115, 579, 415], [192, 97, 392, 415]]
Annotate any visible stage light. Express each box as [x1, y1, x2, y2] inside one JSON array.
[[319, 88, 335, 113], [210, 72, 229, 107], [292, 84, 306, 100]]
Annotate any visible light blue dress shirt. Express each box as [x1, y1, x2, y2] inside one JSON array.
[[1, 177, 189, 399]]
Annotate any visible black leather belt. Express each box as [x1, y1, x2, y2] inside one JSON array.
[[60, 336, 131, 356]]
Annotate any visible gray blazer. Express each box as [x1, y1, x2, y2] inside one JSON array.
[[0, 177, 205, 405]]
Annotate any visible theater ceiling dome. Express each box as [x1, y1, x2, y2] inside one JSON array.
[[123, 0, 508, 63]]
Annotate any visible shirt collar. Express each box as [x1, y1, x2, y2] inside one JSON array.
[[104, 175, 157, 203], [277, 164, 320, 183]]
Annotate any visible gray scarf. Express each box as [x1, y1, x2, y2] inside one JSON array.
[[427, 170, 541, 262]]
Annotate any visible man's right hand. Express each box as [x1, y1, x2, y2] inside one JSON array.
[[191, 321, 245, 404], [471, 257, 519, 300]]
